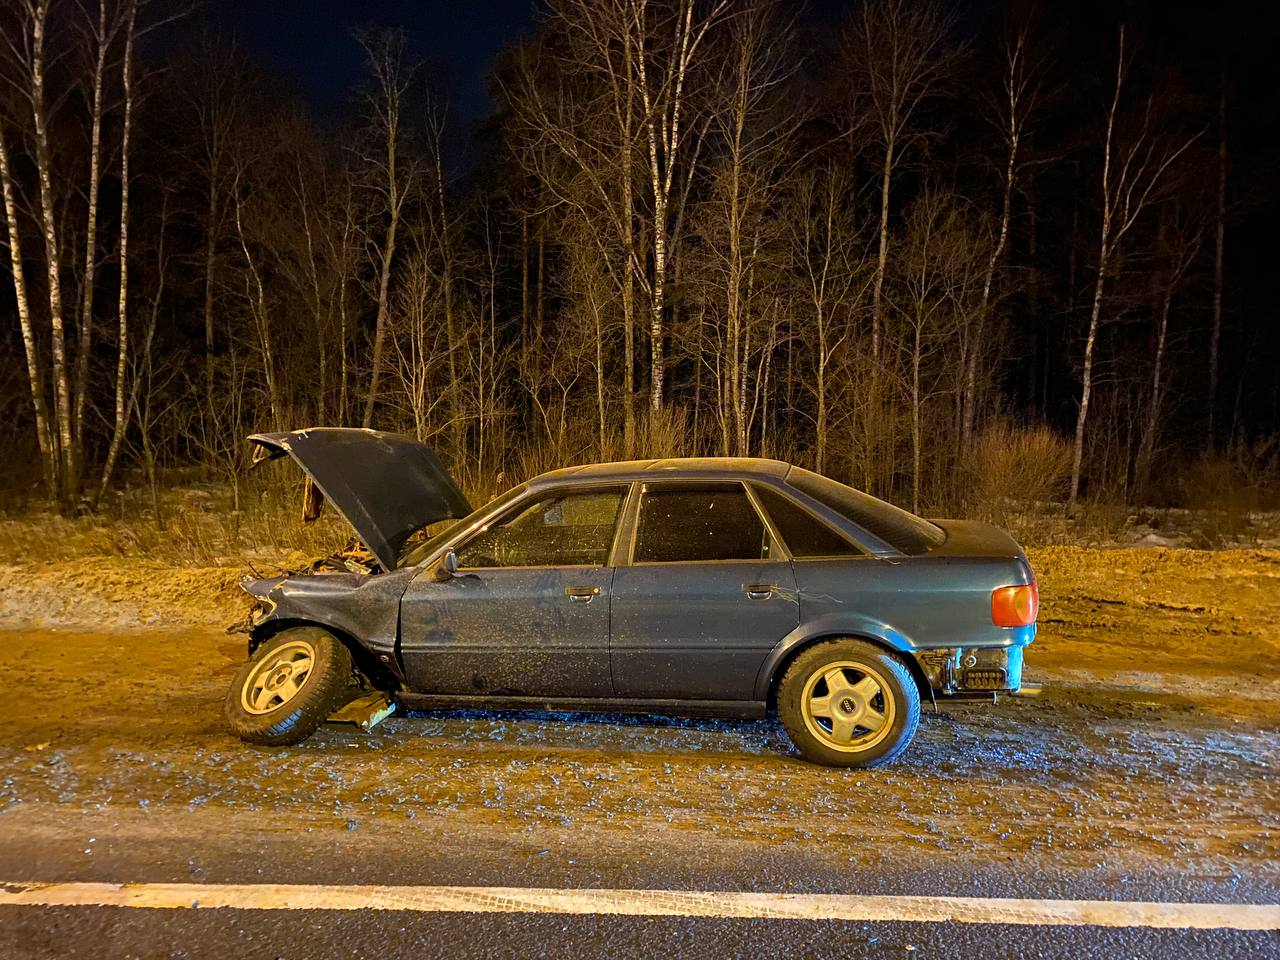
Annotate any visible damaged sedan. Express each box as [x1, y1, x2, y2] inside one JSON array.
[[226, 428, 1039, 767]]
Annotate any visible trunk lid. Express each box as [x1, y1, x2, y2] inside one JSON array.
[[248, 428, 472, 571], [928, 518, 1028, 562]]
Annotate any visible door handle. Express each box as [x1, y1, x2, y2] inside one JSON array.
[[565, 585, 601, 602], [743, 582, 776, 600]]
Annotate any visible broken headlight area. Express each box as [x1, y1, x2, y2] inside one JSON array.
[[917, 645, 1025, 695], [226, 591, 278, 635]]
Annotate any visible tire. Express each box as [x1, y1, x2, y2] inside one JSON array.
[[224, 627, 353, 746], [777, 638, 920, 768]]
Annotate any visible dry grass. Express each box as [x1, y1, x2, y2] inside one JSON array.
[[2, 427, 1277, 569], [962, 422, 1074, 536], [1176, 447, 1280, 546], [0, 473, 356, 567]]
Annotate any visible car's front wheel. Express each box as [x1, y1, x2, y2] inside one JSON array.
[[777, 638, 920, 767], [224, 627, 352, 746]]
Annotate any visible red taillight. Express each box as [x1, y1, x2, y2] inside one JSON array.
[[992, 582, 1038, 627]]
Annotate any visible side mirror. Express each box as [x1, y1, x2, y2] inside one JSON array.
[[431, 549, 459, 582]]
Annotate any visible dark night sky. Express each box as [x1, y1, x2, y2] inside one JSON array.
[[211, 0, 541, 132], [199, 0, 864, 143]]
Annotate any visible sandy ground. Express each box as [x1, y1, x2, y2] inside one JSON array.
[[0, 546, 1276, 896]]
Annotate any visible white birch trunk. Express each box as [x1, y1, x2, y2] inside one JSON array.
[[98, 2, 137, 502], [29, 0, 77, 500], [74, 0, 115, 446], [0, 118, 57, 498]]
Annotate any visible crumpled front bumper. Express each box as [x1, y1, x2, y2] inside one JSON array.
[[225, 576, 285, 638]]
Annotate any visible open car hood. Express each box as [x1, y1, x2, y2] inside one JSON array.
[[248, 428, 472, 571]]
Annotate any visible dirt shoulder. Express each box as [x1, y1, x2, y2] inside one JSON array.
[[1027, 547, 1280, 716], [0, 558, 246, 628]]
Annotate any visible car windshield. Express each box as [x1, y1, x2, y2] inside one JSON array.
[[398, 482, 530, 568], [785, 467, 945, 555]]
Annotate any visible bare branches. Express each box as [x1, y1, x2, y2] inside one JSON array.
[[960, 19, 1045, 452], [845, 0, 959, 363], [1069, 25, 1204, 505], [355, 29, 418, 428]]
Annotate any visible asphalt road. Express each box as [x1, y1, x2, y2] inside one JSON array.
[[0, 620, 1276, 958]]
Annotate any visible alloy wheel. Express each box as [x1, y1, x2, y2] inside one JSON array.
[[240, 639, 317, 715], [799, 660, 896, 752]]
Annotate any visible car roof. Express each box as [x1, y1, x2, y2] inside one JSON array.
[[528, 457, 792, 488]]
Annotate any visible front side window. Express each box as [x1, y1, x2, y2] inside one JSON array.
[[633, 483, 771, 563], [455, 487, 626, 569]]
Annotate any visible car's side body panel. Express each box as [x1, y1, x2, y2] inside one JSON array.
[[398, 565, 614, 697], [610, 559, 799, 700], [750, 555, 1036, 700], [791, 557, 1035, 651]]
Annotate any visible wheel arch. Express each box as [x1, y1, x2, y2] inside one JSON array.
[[249, 618, 399, 693], [760, 632, 931, 708]]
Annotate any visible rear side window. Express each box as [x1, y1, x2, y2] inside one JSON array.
[[786, 467, 944, 555], [752, 485, 862, 558], [633, 484, 770, 563]]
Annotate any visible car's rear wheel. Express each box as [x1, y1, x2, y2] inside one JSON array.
[[777, 638, 920, 767], [224, 627, 352, 746]]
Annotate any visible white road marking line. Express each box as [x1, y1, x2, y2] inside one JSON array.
[[0, 882, 1276, 930]]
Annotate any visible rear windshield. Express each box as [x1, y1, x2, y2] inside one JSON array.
[[785, 467, 945, 555]]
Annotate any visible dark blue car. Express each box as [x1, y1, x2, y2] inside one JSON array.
[[226, 428, 1039, 767]]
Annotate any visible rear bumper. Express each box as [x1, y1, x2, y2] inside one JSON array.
[[914, 644, 1026, 696]]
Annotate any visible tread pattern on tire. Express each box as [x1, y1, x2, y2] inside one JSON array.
[[223, 627, 353, 746], [776, 637, 921, 768]]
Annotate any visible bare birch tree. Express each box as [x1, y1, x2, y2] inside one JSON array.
[[425, 97, 463, 457], [97, 0, 137, 502], [847, 0, 956, 362], [788, 163, 867, 474], [508, 0, 728, 445], [1134, 201, 1203, 494], [72, 0, 127, 448], [1206, 81, 1226, 451], [892, 190, 985, 513], [231, 167, 281, 429], [959, 22, 1041, 453], [0, 110, 56, 497], [388, 236, 453, 442], [702, 0, 797, 455], [635, 0, 729, 412], [18, 0, 77, 501], [185, 36, 245, 403], [357, 30, 415, 428], [506, 1, 643, 453], [1068, 26, 1199, 506]]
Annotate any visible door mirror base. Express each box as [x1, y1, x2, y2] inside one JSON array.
[[431, 549, 459, 582]]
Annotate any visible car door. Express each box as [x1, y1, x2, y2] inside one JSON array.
[[609, 481, 798, 701], [398, 485, 629, 698]]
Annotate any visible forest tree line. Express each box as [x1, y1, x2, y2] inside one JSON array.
[[0, 0, 1273, 517]]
